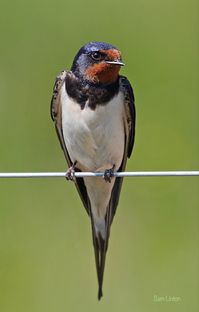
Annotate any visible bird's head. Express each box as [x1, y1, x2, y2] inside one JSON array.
[[71, 42, 124, 84]]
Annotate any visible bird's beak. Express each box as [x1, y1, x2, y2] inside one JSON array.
[[105, 60, 125, 66]]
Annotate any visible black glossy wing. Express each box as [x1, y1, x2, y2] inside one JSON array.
[[50, 70, 72, 164], [120, 75, 136, 158]]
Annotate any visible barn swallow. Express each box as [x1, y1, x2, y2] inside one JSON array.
[[50, 41, 136, 300]]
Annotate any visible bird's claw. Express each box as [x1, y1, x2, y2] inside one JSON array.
[[103, 165, 115, 183], [65, 164, 76, 181]]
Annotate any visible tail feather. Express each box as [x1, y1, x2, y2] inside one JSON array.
[[96, 233, 107, 300], [90, 203, 112, 300], [88, 164, 126, 300]]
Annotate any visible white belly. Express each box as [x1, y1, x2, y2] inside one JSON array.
[[61, 85, 125, 171]]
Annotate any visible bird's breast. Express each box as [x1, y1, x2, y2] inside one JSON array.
[[61, 85, 125, 171]]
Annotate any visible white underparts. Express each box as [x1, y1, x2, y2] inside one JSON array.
[[61, 86, 125, 238]]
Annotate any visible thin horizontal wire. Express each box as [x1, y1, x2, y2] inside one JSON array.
[[0, 171, 199, 178]]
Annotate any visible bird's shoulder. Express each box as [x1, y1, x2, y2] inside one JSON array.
[[119, 75, 136, 158], [119, 75, 135, 102], [50, 70, 68, 121]]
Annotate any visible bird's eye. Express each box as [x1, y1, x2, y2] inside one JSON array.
[[91, 51, 103, 61]]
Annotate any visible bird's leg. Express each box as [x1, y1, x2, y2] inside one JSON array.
[[65, 161, 77, 181], [103, 164, 115, 183]]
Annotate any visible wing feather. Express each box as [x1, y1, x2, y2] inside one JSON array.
[[120, 75, 136, 157]]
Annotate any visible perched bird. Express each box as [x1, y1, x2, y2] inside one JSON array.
[[50, 41, 136, 300]]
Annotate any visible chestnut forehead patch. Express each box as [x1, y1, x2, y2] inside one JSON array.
[[100, 49, 121, 60]]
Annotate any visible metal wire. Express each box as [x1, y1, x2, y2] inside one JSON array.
[[0, 171, 198, 178]]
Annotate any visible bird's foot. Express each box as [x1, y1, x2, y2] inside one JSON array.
[[65, 162, 77, 182], [103, 165, 115, 183]]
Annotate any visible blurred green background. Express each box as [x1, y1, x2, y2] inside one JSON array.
[[0, 0, 198, 311]]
